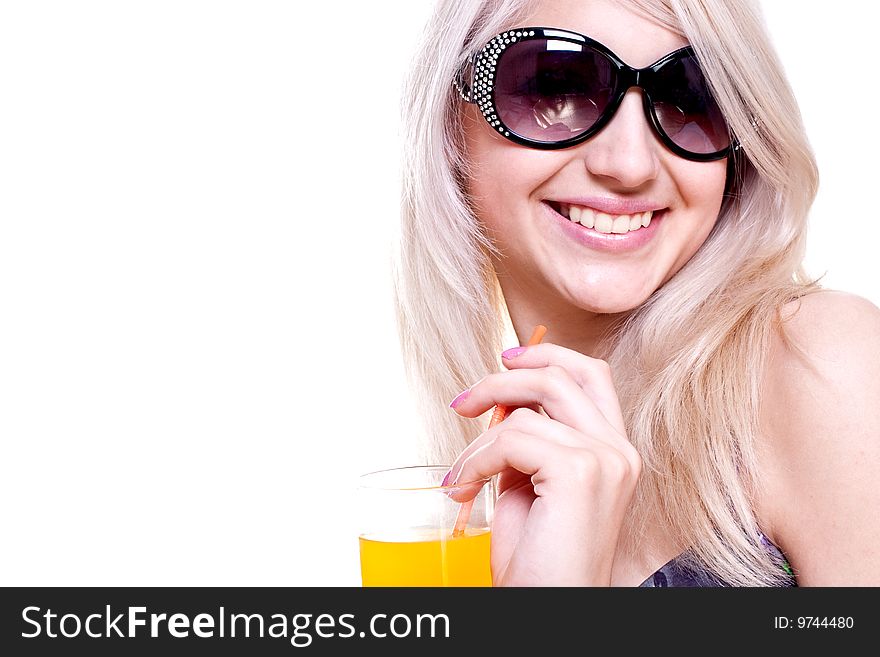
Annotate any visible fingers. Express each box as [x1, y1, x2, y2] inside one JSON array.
[[501, 343, 626, 436], [447, 431, 559, 503], [450, 366, 622, 445], [450, 426, 640, 503], [446, 342, 639, 495], [445, 407, 588, 486], [445, 425, 567, 504]]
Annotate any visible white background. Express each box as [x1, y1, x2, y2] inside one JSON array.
[[1, 1, 877, 586]]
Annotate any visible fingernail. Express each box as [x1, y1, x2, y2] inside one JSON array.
[[441, 469, 452, 487], [502, 346, 527, 359], [449, 389, 470, 409]]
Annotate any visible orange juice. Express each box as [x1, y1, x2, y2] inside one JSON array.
[[359, 528, 491, 587]]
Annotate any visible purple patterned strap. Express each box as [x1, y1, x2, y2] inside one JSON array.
[[639, 532, 796, 587]]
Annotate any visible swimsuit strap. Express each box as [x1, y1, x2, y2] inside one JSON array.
[[639, 532, 796, 587]]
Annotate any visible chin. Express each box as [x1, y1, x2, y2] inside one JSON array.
[[565, 284, 654, 316], [585, 300, 643, 315]]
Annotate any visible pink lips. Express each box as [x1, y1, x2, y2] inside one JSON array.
[[551, 196, 665, 215], [542, 201, 666, 252]]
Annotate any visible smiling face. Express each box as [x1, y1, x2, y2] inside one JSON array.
[[463, 0, 728, 325]]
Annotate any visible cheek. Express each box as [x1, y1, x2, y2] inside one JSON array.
[[463, 107, 553, 233], [681, 158, 728, 214], [660, 160, 727, 285], [663, 159, 728, 271], [677, 158, 728, 234]]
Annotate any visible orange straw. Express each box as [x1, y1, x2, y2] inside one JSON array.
[[451, 324, 547, 537]]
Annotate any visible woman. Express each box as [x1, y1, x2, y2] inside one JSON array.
[[394, 0, 880, 586]]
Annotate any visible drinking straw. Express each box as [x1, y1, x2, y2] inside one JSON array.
[[451, 324, 547, 537]]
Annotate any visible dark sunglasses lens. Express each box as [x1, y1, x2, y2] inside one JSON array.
[[651, 54, 730, 155], [494, 39, 615, 143]]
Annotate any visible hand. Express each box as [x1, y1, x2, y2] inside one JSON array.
[[447, 343, 641, 586]]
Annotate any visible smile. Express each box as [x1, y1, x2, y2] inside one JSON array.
[[542, 201, 667, 252], [549, 202, 653, 234]]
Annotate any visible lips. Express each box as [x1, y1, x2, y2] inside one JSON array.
[[542, 200, 667, 252], [548, 196, 666, 215]]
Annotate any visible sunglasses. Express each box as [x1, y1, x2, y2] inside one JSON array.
[[454, 27, 736, 161]]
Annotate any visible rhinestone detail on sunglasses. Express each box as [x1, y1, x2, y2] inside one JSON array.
[[455, 30, 536, 136]]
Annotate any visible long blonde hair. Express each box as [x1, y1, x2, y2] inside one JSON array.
[[393, 0, 819, 586]]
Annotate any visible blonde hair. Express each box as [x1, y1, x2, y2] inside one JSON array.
[[393, 0, 819, 586]]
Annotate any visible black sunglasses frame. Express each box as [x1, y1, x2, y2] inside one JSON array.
[[454, 27, 738, 162]]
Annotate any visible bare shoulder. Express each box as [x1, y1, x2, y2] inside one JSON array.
[[758, 290, 880, 584], [765, 290, 880, 418], [778, 289, 880, 350]]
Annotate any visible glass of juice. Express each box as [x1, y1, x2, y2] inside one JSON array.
[[357, 465, 494, 587]]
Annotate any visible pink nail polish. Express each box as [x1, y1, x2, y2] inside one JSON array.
[[441, 470, 452, 487], [502, 346, 527, 359], [449, 389, 470, 409]]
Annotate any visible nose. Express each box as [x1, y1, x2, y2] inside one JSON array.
[[579, 88, 660, 188]]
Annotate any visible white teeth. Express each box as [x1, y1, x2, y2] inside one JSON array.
[[579, 207, 595, 229], [611, 215, 630, 233], [594, 212, 613, 233], [556, 202, 656, 234]]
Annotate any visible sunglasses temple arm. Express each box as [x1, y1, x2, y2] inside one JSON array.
[[731, 115, 759, 152]]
